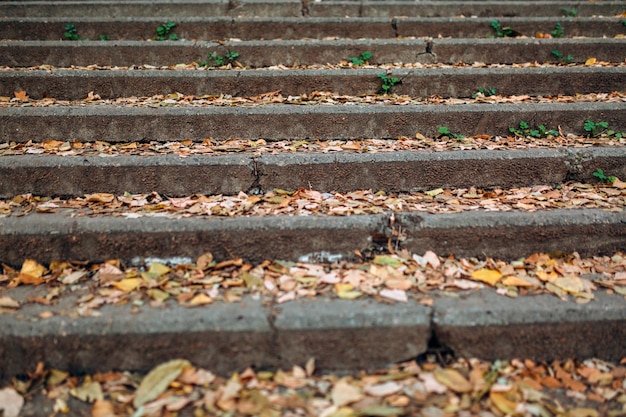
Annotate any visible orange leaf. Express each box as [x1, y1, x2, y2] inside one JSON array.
[[92, 400, 115, 417], [14, 90, 28, 100]]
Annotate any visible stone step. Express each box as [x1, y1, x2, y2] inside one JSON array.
[[3, 66, 624, 100], [2, 16, 623, 40], [2, 101, 624, 142], [1, 0, 622, 18], [3, 38, 624, 67], [1, 283, 624, 380], [1, 148, 625, 197], [1, 208, 625, 266]]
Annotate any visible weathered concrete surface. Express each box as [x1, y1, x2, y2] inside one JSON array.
[[434, 289, 626, 362], [2, 38, 624, 67], [0, 294, 275, 380], [274, 298, 431, 369], [1, 17, 621, 40], [3, 147, 625, 197], [0, 154, 256, 197], [3, 66, 624, 100], [0, 0, 302, 18], [0, 209, 623, 266], [0, 1, 622, 18], [307, 1, 625, 18], [397, 209, 626, 260], [0, 213, 388, 266], [1, 102, 624, 142]]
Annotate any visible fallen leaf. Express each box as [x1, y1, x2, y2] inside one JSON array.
[[14, 90, 28, 100], [422, 251, 441, 268], [552, 276, 585, 294], [373, 255, 402, 268], [364, 381, 403, 397], [425, 188, 444, 197], [434, 368, 473, 393], [19, 259, 46, 285], [70, 381, 104, 403], [355, 405, 404, 416], [0, 296, 19, 309], [331, 379, 364, 407], [186, 293, 212, 306], [470, 268, 502, 286], [133, 359, 192, 407], [490, 391, 521, 415], [567, 409, 599, 417], [335, 283, 363, 299], [585, 57, 597, 66], [0, 388, 23, 417], [612, 178, 626, 189], [379, 288, 408, 302], [501, 276, 537, 287], [86, 193, 116, 203], [92, 400, 116, 417], [112, 278, 141, 292], [147, 262, 170, 276]]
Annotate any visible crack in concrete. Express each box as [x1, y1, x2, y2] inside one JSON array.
[[391, 18, 399, 38], [300, 0, 309, 17]]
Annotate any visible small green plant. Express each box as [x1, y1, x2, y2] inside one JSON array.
[[199, 50, 239, 67], [155, 21, 178, 41], [509, 121, 558, 138], [472, 87, 497, 98], [99, 34, 110, 41], [348, 51, 372, 66], [377, 73, 400, 94], [584, 120, 624, 138], [593, 168, 616, 184], [437, 126, 464, 141], [64, 23, 79, 40], [490, 20, 520, 37], [551, 49, 574, 64], [561, 8, 577, 17], [550, 22, 564, 38]]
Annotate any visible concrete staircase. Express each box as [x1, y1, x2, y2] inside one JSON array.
[[0, 0, 625, 386]]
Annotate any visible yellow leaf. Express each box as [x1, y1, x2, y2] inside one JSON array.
[[335, 283, 363, 299], [373, 255, 402, 267], [20, 259, 45, 278], [470, 268, 502, 286], [434, 368, 473, 393], [70, 381, 103, 403], [425, 188, 444, 197], [490, 391, 521, 415], [133, 359, 192, 408], [112, 278, 141, 292], [148, 262, 170, 276], [501, 276, 537, 287], [553, 276, 584, 294], [584, 57, 597, 66]]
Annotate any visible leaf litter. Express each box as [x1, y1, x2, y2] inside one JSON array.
[[3, 356, 626, 416], [1, 182, 624, 219], [1, 91, 624, 108], [1, 249, 625, 320]]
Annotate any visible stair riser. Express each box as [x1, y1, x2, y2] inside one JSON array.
[[2, 39, 624, 66], [2, 18, 622, 40], [2, 103, 624, 142], [3, 67, 625, 100], [1, 149, 625, 197]]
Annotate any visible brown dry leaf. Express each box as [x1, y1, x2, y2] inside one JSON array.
[[186, 293, 212, 306], [0, 387, 24, 417], [331, 378, 364, 407], [112, 278, 141, 292], [86, 193, 116, 203], [612, 178, 626, 189], [133, 359, 192, 407], [433, 368, 472, 393], [470, 268, 502, 286], [0, 296, 19, 309], [92, 400, 116, 417], [364, 381, 403, 397], [13, 90, 28, 100], [567, 409, 599, 417], [19, 259, 46, 285]]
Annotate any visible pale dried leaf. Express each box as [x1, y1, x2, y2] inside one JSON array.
[[133, 359, 192, 407]]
